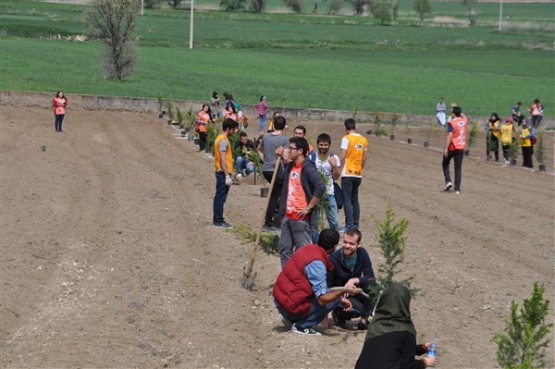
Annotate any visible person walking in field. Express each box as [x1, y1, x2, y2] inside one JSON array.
[[339, 118, 368, 231], [255, 96, 267, 133], [52, 91, 67, 132], [212, 118, 239, 228], [442, 106, 468, 194]]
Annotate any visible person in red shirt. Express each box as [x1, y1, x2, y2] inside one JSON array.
[[278, 137, 326, 268], [442, 105, 468, 194], [196, 104, 213, 152], [52, 91, 67, 132]]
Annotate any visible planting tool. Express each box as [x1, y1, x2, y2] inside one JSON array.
[[242, 156, 282, 290], [330, 286, 370, 299]]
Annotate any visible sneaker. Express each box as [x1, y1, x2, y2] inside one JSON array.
[[213, 221, 232, 228], [263, 224, 280, 232], [357, 320, 369, 330], [455, 191, 460, 195], [444, 182, 453, 192], [291, 323, 321, 336], [331, 309, 346, 327]]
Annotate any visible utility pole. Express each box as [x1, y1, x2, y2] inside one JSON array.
[[141, 0, 144, 15], [189, 0, 194, 49], [498, 0, 503, 31]]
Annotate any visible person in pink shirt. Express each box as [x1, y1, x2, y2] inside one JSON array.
[[255, 96, 267, 133], [52, 91, 67, 132]]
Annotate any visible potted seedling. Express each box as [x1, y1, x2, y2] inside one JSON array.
[[535, 130, 545, 172], [390, 112, 401, 140], [164, 100, 174, 124], [182, 108, 196, 141], [373, 111, 383, 137], [424, 121, 434, 148], [175, 107, 184, 131], [156, 91, 165, 118], [465, 122, 478, 156], [247, 149, 269, 197], [508, 138, 519, 166]]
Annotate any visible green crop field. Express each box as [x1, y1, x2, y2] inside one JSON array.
[[1, 0, 553, 117]]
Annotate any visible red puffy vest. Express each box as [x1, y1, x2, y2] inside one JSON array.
[[272, 244, 333, 316]]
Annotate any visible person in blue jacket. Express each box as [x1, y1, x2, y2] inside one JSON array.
[[328, 228, 379, 330]]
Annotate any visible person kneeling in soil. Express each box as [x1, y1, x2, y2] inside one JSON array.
[[272, 229, 356, 336], [328, 228, 379, 331], [355, 283, 437, 369]]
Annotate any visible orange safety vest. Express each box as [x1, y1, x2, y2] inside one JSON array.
[[197, 111, 211, 133], [342, 133, 367, 177], [214, 134, 233, 173], [448, 117, 468, 150]]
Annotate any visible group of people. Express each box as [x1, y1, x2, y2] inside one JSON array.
[[485, 112, 537, 169]]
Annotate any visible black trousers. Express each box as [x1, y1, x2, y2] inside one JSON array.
[[442, 149, 464, 191]]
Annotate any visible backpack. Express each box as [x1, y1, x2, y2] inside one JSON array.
[[531, 136, 537, 145]]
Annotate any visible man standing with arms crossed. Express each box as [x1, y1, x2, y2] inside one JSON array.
[[442, 105, 468, 194], [213, 118, 239, 228], [339, 118, 368, 231]]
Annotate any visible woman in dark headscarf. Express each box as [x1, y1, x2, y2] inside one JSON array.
[[354, 283, 436, 369]]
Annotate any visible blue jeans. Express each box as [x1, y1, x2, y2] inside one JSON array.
[[276, 296, 342, 329], [258, 113, 267, 131], [54, 114, 64, 131], [341, 177, 362, 229], [213, 171, 230, 224], [234, 156, 255, 175], [279, 217, 312, 268], [310, 195, 340, 243]]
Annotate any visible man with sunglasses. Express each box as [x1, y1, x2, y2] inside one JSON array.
[[278, 137, 326, 268]]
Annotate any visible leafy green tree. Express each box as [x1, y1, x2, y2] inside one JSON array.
[[347, 0, 368, 16], [144, 0, 161, 8], [221, 0, 247, 11], [462, 0, 477, 26], [492, 282, 553, 369], [328, 0, 343, 14], [85, 0, 140, 80], [413, 0, 432, 22], [167, 0, 183, 8], [284, 0, 304, 14], [373, 208, 416, 295], [370, 0, 399, 25], [250, 0, 266, 13]]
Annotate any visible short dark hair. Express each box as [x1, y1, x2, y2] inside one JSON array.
[[344, 228, 362, 243], [317, 229, 340, 251], [239, 131, 248, 138], [452, 106, 462, 117], [274, 116, 286, 130], [223, 118, 239, 131], [344, 118, 356, 131], [316, 133, 331, 144], [290, 137, 309, 156], [294, 125, 307, 135]]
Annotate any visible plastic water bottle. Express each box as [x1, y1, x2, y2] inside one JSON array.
[[427, 342, 436, 368]]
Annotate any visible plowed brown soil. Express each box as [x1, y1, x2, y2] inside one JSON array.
[[1, 106, 553, 369]]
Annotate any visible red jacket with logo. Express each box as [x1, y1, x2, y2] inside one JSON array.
[[272, 244, 333, 316]]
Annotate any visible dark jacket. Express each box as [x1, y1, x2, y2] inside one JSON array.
[[355, 331, 428, 369], [272, 244, 333, 316], [233, 138, 255, 158], [278, 158, 326, 218], [328, 247, 375, 289]]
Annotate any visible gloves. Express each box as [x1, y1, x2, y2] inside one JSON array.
[[225, 175, 233, 186]]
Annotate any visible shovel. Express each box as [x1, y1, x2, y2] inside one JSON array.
[[242, 156, 282, 290]]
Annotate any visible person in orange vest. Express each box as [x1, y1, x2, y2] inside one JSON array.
[[52, 91, 68, 132], [213, 118, 239, 228], [339, 118, 368, 231], [529, 98, 544, 128], [442, 106, 468, 194], [196, 104, 214, 152]]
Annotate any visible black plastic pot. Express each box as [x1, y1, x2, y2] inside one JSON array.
[[510, 159, 517, 166], [539, 164, 546, 172], [389, 135, 395, 141], [424, 141, 429, 148], [464, 150, 470, 156], [260, 187, 269, 197], [407, 138, 412, 144], [366, 129, 372, 135]]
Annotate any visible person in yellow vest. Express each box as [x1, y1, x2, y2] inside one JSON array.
[[442, 106, 468, 194], [213, 118, 239, 228], [500, 117, 515, 164], [486, 112, 501, 162], [520, 122, 534, 169], [339, 118, 368, 231]]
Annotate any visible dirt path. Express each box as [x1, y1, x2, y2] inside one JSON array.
[[1, 106, 553, 368]]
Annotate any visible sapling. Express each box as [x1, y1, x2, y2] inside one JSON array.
[[466, 122, 478, 156], [534, 130, 545, 171], [492, 282, 552, 369]]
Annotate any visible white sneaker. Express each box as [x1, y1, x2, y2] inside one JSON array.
[[444, 182, 453, 192], [291, 323, 321, 336]]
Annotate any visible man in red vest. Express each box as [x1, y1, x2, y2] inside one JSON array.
[[442, 105, 468, 195], [273, 229, 356, 335]]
